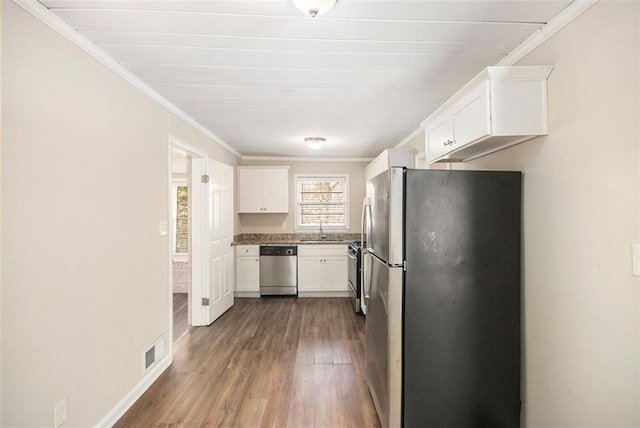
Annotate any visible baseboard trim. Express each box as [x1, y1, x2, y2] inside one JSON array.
[[95, 353, 172, 427], [235, 292, 261, 298], [298, 291, 350, 298]]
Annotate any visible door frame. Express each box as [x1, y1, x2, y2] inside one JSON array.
[[167, 136, 207, 354]]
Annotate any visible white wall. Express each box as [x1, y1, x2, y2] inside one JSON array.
[[1, 2, 237, 426], [459, 1, 639, 426], [238, 159, 368, 234]]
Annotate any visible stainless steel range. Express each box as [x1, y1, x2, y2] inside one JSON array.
[[347, 241, 362, 313]]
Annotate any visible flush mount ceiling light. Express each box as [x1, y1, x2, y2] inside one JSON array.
[[291, 0, 336, 17], [304, 137, 325, 150]]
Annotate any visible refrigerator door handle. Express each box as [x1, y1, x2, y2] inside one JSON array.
[[361, 197, 372, 313], [361, 196, 371, 248]]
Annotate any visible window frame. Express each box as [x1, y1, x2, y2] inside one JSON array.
[[294, 173, 350, 232]]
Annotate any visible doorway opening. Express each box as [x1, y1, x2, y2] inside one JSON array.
[[171, 146, 191, 342]]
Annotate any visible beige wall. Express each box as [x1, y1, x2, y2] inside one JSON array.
[[0, 0, 3, 420], [458, 1, 639, 426], [238, 159, 368, 234], [1, 2, 237, 426]]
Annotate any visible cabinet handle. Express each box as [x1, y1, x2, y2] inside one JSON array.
[[443, 139, 455, 147]]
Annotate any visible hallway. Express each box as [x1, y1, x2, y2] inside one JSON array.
[[116, 297, 380, 427]]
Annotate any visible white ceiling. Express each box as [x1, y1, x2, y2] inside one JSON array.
[[40, 0, 574, 158]]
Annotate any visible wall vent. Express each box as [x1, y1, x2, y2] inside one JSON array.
[[144, 347, 155, 371], [143, 334, 166, 374]]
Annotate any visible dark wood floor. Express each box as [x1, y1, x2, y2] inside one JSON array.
[[116, 297, 380, 427], [173, 292, 189, 342]]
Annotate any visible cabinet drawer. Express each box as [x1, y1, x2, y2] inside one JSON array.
[[298, 244, 346, 257], [236, 245, 259, 256]]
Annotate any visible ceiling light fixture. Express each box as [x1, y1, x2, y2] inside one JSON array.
[[291, 0, 336, 17], [304, 137, 325, 150]]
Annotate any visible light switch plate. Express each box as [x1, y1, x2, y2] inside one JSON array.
[[159, 221, 168, 236], [54, 398, 67, 427], [632, 243, 640, 276]]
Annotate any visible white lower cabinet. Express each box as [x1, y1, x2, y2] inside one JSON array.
[[298, 245, 348, 295], [235, 245, 260, 296]]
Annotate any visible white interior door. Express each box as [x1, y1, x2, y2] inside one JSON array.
[[191, 158, 234, 326]]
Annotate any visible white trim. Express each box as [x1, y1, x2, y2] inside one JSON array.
[[393, 0, 599, 153], [169, 135, 208, 159], [95, 354, 171, 428], [496, 0, 599, 66], [190, 157, 208, 327], [294, 174, 350, 231], [172, 254, 189, 263], [167, 136, 205, 356], [234, 291, 261, 298], [298, 291, 350, 298], [14, 0, 241, 159], [166, 141, 175, 366], [236, 165, 291, 170], [395, 127, 424, 149], [242, 156, 374, 162]]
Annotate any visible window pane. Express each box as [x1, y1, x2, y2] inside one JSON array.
[[300, 204, 344, 225], [297, 176, 348, 227], [175, 185, 189, 253], [300, 180, 344, 203]]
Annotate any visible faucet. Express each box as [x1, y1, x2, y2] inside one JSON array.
[[319, 219, 328, 240]]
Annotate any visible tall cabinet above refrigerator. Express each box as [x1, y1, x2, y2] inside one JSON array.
[[364, 168, 521, 428]]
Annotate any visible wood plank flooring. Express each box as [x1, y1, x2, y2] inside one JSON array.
[[173, 292, 189, 342], [116, 297, 381, 428]]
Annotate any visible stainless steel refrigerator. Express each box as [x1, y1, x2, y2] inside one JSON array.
[[364, 167, 521, 428]]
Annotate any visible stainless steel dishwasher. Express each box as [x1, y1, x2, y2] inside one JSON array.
[[259, 245, 297, 296]]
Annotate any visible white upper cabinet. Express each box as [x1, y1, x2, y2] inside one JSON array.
[[237, 166, 289, 213], [423, 66, 553, 163], [365, 149, 414, 181]]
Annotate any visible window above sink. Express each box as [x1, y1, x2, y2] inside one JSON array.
[[295, 174, 350, 232]]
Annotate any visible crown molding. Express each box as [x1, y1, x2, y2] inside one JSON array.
[[13, 0, 242, 159], [395, 0, 599, 152], [497, 0, 599, 66], [395, 126, 424, 149], [241, 156, 374, 162]]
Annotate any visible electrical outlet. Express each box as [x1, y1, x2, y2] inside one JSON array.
[[632, 243, 640, 276], [281, 222, 286, 230], [54, 398, 67, 428]]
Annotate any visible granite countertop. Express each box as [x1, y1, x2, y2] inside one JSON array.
[[234, 233, 360, 245]]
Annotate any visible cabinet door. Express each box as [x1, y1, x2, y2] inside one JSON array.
[[236, 256, 259, 292], [426, 116, 454, 161], [298, 256, 323, 292], [323, 256, 348, 291], [237, 168, 263, 213], [262, 168, 289, 213], [453, 82, 490, 148]]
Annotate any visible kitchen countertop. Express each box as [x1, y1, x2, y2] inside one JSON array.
[[234, 233, 360, 245]]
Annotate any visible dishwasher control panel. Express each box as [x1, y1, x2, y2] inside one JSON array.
[[260, 246, 297, 256]]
